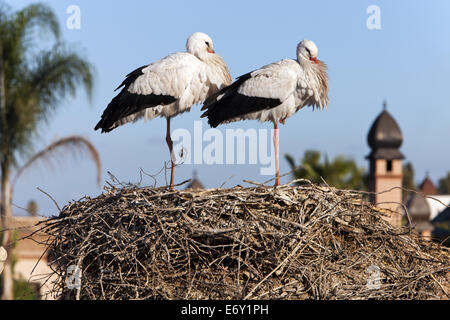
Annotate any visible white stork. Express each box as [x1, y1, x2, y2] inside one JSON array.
[[95, 32, 231, 188], [201, 40, 329, 186]]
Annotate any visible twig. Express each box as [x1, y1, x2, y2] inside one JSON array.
[[37, 187, 61, 213]]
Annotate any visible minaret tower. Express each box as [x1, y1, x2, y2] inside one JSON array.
[[367, 101, 404, 227]]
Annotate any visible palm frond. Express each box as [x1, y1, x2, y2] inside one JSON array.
[[2, 45, 94, 165], [13, 136, 102, 188], [15, 3, 60, 40], [1, 3, 60, 84], [1, 3, 94, 168], [29, 45, 94, 117], [287, 150, 367, 190], [284, 153, 296, 170]]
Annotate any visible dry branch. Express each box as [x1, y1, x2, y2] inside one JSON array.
[[29, 182, 449, 300]]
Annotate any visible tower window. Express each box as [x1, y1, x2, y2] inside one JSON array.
[[386, 160, 393, 172]]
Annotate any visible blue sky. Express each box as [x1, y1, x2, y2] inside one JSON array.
[[6, 0, 450, 216]]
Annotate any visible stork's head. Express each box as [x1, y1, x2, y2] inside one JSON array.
[[297, 40, 329, 108], [297, 40, 319, 64], [186, 32, 215, 60]]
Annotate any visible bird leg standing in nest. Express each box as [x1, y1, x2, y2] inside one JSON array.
[[165, 117, 175, 189], [274, 121, 280, 186]]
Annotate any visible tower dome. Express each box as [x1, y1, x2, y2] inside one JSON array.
[[367, 102, 404, 160]]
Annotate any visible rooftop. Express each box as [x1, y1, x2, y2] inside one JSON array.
[[367, 102, 404, 160], [407, 193, 432, 222], [185, 171, 204, 190], [419, 175, 438, 195]]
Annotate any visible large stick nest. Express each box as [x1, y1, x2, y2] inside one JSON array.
[[33, 181, 449, 300]]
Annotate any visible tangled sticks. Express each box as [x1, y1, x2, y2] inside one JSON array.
[[32, 182, 449, 300]]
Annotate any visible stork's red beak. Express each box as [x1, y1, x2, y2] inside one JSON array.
[[207, 48, 215, 53], [310, 57, 318, 64]]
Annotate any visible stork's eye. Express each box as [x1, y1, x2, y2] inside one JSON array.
[[305, 47, 311, 56], [205, 41, 210, 47]]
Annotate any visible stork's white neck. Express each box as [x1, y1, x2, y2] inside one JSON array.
[[193, 50, 209, 62], [203, 53, 232, 86], [297, 57, 329, 109]]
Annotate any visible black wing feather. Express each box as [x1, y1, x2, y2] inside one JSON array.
[[201, 72, 252, 111], [201, 72, 281, 128]]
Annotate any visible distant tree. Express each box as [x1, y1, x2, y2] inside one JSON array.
[[285, 150, 366, 190], [26, 200, 38, 217], [438, 172, 450, 194], [12, 278, 40, 300], [0, 3, 99, 300], [402, 162, 415, 190], [402, 162, 416, 202]]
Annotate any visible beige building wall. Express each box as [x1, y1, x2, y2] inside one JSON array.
[[420, 229, 432, 241], [8, 217, 57, 300], [370, 159, 403, 227]]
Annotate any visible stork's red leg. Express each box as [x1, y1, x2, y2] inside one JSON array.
[[273, 121, 280, 186], [165, 117, 175, 189]]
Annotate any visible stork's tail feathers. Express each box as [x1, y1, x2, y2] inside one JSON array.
[[200, 72, 253, 128], [200, 109, 220, 128]]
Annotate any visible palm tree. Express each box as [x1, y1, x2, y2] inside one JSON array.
[[285, 150, 366, 190], [0, 3, 97, 299], [26, 200, 37, 217]]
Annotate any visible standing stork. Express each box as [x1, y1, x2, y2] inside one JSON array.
[[201, 40, 329, 186], [95, 32, 231, 188]]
